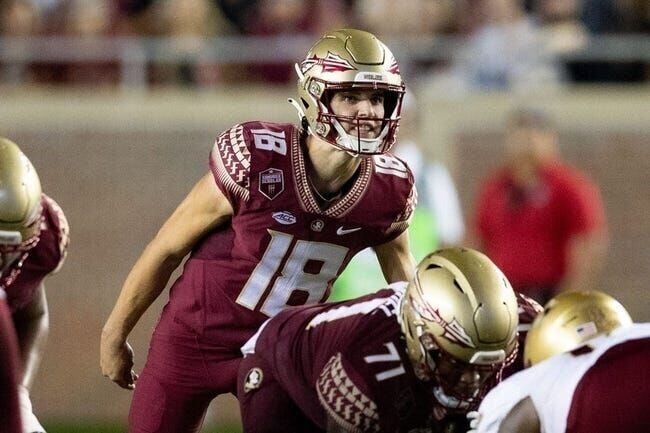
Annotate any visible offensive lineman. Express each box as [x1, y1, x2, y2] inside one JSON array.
[[0, 137, 70, 433], [101, 29, 417, 433], [238, 248, 541, 433]]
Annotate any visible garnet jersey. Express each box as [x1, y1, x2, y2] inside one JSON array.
[[165, 121, 415, 350], [473, 323, 650, 433], [244, 284, 539, 433], [0, 195, 69, 312]]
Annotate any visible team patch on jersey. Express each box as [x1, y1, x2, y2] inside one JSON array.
[[317, 353, 379, 433], [272, 211, 296, 225], [259, 168, 284, 200], [310, 219, 324, 232], [244, 367, 264, 393]]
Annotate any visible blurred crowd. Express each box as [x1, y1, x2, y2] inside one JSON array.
[[0, 0, 649, 87]]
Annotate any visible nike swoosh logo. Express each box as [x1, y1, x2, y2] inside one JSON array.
[[336, 226, 362, 235]]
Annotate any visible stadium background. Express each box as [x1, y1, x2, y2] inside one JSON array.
[[1, 0, 649, 431]]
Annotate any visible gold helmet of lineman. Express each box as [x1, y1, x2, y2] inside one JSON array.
[[289, 28, 405, 155], [0, 137, 43, 253], [524, 291, 632, 367], [399, 248, 519, 409]]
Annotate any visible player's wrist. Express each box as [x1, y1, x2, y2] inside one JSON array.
[[100, 324, 128, 345]]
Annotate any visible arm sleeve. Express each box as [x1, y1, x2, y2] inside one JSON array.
[[316, 353, 380, 433], [209, 124, 252, 212]]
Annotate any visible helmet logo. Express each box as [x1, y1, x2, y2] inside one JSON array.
[[388, 58, 400, 75], [412, 295, 476, 349], [301, 52, 357, 73]]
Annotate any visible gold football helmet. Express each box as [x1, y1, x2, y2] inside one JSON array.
[[289, 28, 405, 155], [524, 291, 632, 366], [399, 248, 519, 409], [0, 137, 43, 253]]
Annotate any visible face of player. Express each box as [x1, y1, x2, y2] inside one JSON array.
[[328, 90, 386, 140], [434, 354, 497, 400]]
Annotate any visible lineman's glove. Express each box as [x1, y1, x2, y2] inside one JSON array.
[[466, 411, 481, 433], [18, 385, 46, 433]]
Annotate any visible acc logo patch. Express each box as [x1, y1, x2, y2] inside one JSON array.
[[259, 168, 284, 200], [244, 367, 264, 393], [272, 211, 296, 225]]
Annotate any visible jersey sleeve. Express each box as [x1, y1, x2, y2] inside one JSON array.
[[42, 195, 69, 275], [316, 353, 380, 433], [209, 124, 252, 210], [386, 178, 417, 240]]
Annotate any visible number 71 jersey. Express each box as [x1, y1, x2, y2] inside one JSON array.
[[167, 121, 416, 350]]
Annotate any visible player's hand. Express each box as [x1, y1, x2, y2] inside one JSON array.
[[466, 411, 480, 433], [100, 334, 138, 390], [18, 385, 47, 433]]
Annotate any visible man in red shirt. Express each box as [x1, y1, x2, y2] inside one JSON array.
[[472, 108, 607, 304]]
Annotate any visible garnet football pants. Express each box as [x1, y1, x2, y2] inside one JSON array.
[[237, 354, 323, 433], [128, 329, 241, 433]]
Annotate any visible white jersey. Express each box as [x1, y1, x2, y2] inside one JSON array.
[[473, 323, 650, 433]]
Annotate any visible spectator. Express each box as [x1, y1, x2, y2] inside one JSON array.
[[471, 107, 607, 305], [444, 0, 561, 92]]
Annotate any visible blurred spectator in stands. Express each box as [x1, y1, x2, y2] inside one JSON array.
[[0, 0, 40, 84], [353, 0, 462, 78], [533, 0, 588, 55], [563, 0, 649, 82], [470, 107, 608, 305], [331, 91, 465, 300], [437, 0, 561, 93], [241, 0, 346, 84]]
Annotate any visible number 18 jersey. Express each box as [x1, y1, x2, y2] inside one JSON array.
[[162, 121, 416, 350]]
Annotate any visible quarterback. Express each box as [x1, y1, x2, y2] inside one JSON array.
[[238, 248, 541, 433], [101, 29, 417, 433], [0, 138, 70, 433], [468, 291, 650, 433]]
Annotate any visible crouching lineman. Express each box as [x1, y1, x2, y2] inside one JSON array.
[[238, 248, 540, 433], [468, 290, 650, 433], [0, 138, 70, 433]]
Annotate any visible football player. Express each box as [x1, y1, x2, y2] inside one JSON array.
[[101, 29, 417, 433], [237, 248, 540, 433], [0, 290, 23, 433], [0, 137, 70, 433], [468, 291, 650, 433]]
